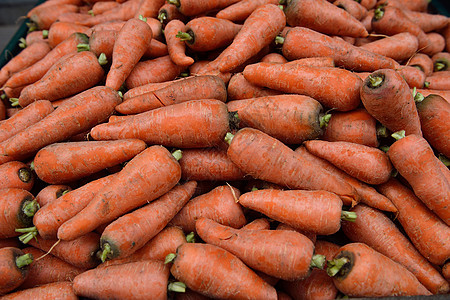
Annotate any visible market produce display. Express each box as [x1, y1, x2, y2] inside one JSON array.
[[0, 0, 449, 298]]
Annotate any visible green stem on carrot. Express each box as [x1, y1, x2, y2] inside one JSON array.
[[16, 227, 38, 244], [172, 150, 182, 161], [224, 132, 234, 145], [98, 53, 108, 66], [327, 256, 350, 277], [278, 4, 284, 10], [376, 124, 389, 138], [186, 232, 195, 243], [15, 226, 37, 233], [439, 154, 450, 167], [165, 253, 177, 264], [167, 0, 180, 7], [77, 43, 90, 52], [18, 38, 27, 49], [168, 282, 186, 293], [379, 145, 390, 153], [100, 243, 112, 262], [414, 91, 424, 103], [15, 253, 33, 269], [18, 167, 33, 184], [373, 7, 385, 20], [367, 74, 384, 88], [434, 62, 446, 72], [42, 30, 49, 39], [424, 81, 430, 88], [319, 113, 332, 128], [29, 161, 35, 171], [251, 187, 259, 191], [274, 36, 285, 46], [9, 98, 19, 107], [391, 130, 405, 141], [157, 11, 167, 23], [118, 91, 123, 99], [0, 94, 6, 100], [23, 200, 39, 217], [138, 15, 147, 22], [88, 10, 94, 16], [341, 211, 357, 222], [26, 22, 37, 32], [176, 31, 193, 42], [310, 254, 326, 269]]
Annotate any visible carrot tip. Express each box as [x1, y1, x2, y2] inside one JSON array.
[[23, 199, 39, 217], [327, 256, 350, 277], [168, 282, 186, 293], [164, 253, 176, 264], [310, 254, 326, 269], [15, 253, 33, 269], [42, 30, 48, 39], [172, 150, 183, 161], [391, 130, 405, 141], [186, 232, 195, 243], [341, 211, 357, 222]]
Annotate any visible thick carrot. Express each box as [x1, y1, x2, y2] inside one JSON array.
[[285, 56, 335, 67], [227, 72, 281, 100], [116, 75, 227, 114], [359, 32, 419, 63], [0, 281, 77, 300], [99, 181, 196, 261], [176, 17, 242, 53], [1, 86, 23, 99], [33, 174, 117, 240], [167, 0, 241, 16], [196, 217, 323, 281], [278, 27, 398, 72], [342, 204, 449, 294], [388, 133, 450, 225], [135, 0, 165, 18], [36, 185, 72, 207], [168, 243, 277, 299], [4, 32, 89, 90], [77, 0, 140, 26], [396, 65, 426, 88], [33, 139, 146, 184], [294, 145, 397, 212], [178, 148, 245, 181], [0, 247, 33, 295], [18, 51, 106, 107], [57, 145, 181, 241], [227, 128, 360, 204], [408, 53, 434, 76], [28, 3, 79, 30], [216, 0, 278, 22], [327, 242, 431, 297], [0, 161, 34, 191], [47, 22, 90, 48], [124, 55, 185, 89], [170, 185, 246, 233], [333, 0, 368, 21], [123, 77, 188, 100], [0, 188, 38, 239], [105, 18, 152, 90], [165, 20, 194, 67], [243, 62, 362, 112], [241, 218, 271, 230], [377, 178, 450, 266], [415, 94, 450, 157], [403, 10, 449, 33], [284, 0, 368, 37], [360, 68, 422, 136], [91, 1, 120, 15], [227, 94, 324, 144], [0, 42, 51, 87], [91, 99, 230, 148], [20, 247, 85, 289]]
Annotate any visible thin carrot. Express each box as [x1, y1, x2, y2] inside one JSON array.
[[333, 0, 368, 21], [284, 0, 368, 37], [408, 53, 434, 76], [0, 161, 34, 191], [327, 242, 431, 297], [377, 178, 450, 266], [403, 10, 449, 33], [0, 281, 77, 300], [77, 0, 140, 26], [227, 72, 281, 101], [36, 185, 72, 207], [166, 0, 241, 17], [359, 32, 419, 63], [216, 0, 278, 22], [0, 247, 33, 295], [388, 133, 450, 225], [168, 243, 277, 299], [91, 1, 120, 15], [28, 3, 79, 30], [33, 139, 146, 184]]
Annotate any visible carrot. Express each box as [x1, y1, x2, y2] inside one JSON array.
[[56, 12, 93, 24], [73, 260, 170, 299], [260, 53, 288, 64], [18, 51, 106, 107], [333, 0, 368, 21], [179, 148, 245, 181], [91, 99, 230, 148], [167, 0, 241, 17], [47, 22, 90, 49], [168, 243, 277, 299], [215, 0, 278, 22], [443, 23, 450, 52], [396, 65, 426, 88], [28, 4, 79, 30], [24, 31, 47, 47], [174, 289, 210, 300], [0, 247, 33, 295], [342, 203, 449, 294], [243, 62, 362, 112], [377, 178, 450, 266], [327, 242, 431, 297], [0, 101, 4, 121], [415, 94, 450, 157], [116, 75, 227, 115], [1, 86, 24, 100], [425, 71, 450, 90], [227, 72, 281, 100], [32, 174, 117, 240], [196, 217, 324, 281], [0, 188, 38, 239], [388, 133, 450, 225], [33, 139, 146, 184], [0, 161, 34, 191], [408, 52, 434, 76], [0, 42, 51, 87], [278, 27, 398, 72], [123, 77, 188, 100], [284, 0, 368, 37], [124, 55, 185, 89], [77, 0, 140, 26], [157, 3, 187, 26], [20, 247, 85, 289], [403, 10, 449, 33], [241, 218, 271, 230], [425, 32, 446, 57], [105, 18, 153, 91], [57, 145, 181, 241], [285, 56, 336, 67], [99, 181, 196, 261], [432, 52, 450, 72], [170, 184, 246, 233], [4, 32, 89, 90], [0, 100, 54, 142], [176, 17, 242, 53], [443, 262, 450, 282], [91, 1, 120, 15], [0, 281, 77, 300], [360, 68, 422, 136], [227, 94, 325, 145], [135, 0, 165, 18], [359, 32, 419, 63], [36, 185, 72, 207], [210, 4, 285, 73]]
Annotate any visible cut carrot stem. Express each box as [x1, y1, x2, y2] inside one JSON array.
[[341, 211, 357, 222], [22, 199, 39, 217], [77, 43, 89, 52], [165, 253, 176, 264], [168, 282, 186, 293], [176, 31, 192, 42], [327, 256, 349, 277], [391, 130, 406, 140], [186, 232, 195, 243], [310, 254, 327, 269], [15, 253, 33, 269]]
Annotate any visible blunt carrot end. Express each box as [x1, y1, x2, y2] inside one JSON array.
[[77, 43, 90, 52], [23, 199, 39, 217], [168, 282, 186, 293], [310, 254, 326, 269], [15, 253, 33, 269], [224, 132, 235, 145], [42, 30, 48, 39], [165, 253, 177, 264], [341, 211, 357, 222], [167, 0, 180, 7], [18, 167, 33, 183], [327, 256, 350, 277], [176, 31, 193, 42], [186, 232, 195, 243], [391, 130, 406, 141], [9, 98, 19, 107], [98, 53, 108, 66], [172, 149, 183, 161], [367, 74, 384, 89]]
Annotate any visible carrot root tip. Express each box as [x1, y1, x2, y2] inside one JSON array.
[[15, 253, 33, 269], [327, 256, 350, 277], [341, 211, 357, 222], [168, 282, 186, 293], [310, 254, 326, 269], [165, 253, 177, 264], [186, 232, 195, 243], [391, 130, 406, 141]]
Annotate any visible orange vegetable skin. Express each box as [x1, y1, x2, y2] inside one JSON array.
[[0, 281, 77, 300]]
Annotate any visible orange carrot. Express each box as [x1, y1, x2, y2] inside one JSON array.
[[285, 56, 335, 67], [241, 218, 271, 230], [166, 0, 241, 16], [403, 10, 449, 33], [227, 72, 281, 101], [378, 178, 450, 266], [0, 161, 34, 191], [157, 3, 187, 26], [24, 31, 47, 47], [216, 0, 279, 22], [73, 260, 170, 299], [396, 65, 426, 88], [278, 27, 398, 71], [135, 0, 165, 18], [91, 99, 230, 148], [243, 62, 362, 111], [165, 20, 194, 67], [0, 101, 4, 121], [388, 133, 450, 225], [0, 247, 33, 295], [47, 22, 90, 48], [408, 52, 434, 76], [284, 0, 368, 37], [57, 145, 181, 241], [425, 71, 450, 90], [91, 1, 120, 15], [105, 17, 153, 90], [168, 243, 277, 299], [342, 204, 449, 294], [0, 281, 77, 300], [77, 0, 140, 26], [443, 262, 450, 282], [56, 12, 93, 24], [260, 53, 288, 64], [359, 32, 419, 63], [327, 242, 431, 297], [1, 86, 24, 99], [170, 185, 246, 233], [116, 74, 227, 115], [28, 3, 79, 30], [425, 32, 446, 57], [123, 77, 188, 100], [36, 185, 72, 207], [334, 0, 368, 20], [227, 94, 325, 144], [33, 139, 146, 184]]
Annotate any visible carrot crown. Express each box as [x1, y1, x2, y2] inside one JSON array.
[[158, 11, 167, 23], [16, 253, 33, 269], [434, 60, 448, 72], [186, 232, 195, 243], [366, 74, 385, 89], [167, 0, 180, 7], [326, 251, 354, 279], [42, 30, 49, 39], [311, 254, 326, 269], [373, 6, 385, 20], [165, 253, 177, 264], [176, 31, 194, 43], [18, 167, 33, 184], [391, 130, 406, 141], [16, 226, 38, 244], [168, 282, 186, 293]]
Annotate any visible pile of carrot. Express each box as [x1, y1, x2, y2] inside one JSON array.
[[0, 0, 449, 298]]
